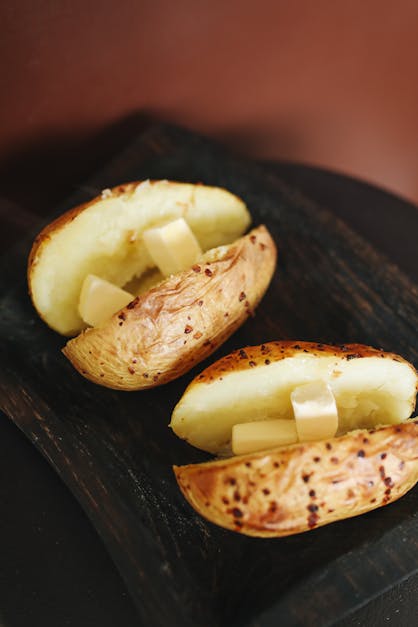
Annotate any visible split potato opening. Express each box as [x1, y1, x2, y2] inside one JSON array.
[[28, 181, 277, 390], [171, 341, 418, 536]]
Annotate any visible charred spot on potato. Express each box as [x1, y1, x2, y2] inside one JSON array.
[[384, 477, 394, 488], [249, 361, 256, 368], [239, 291, 246, 301], [184, 325, 193, 334], [308, 512, 319, 528], [309, 489, 316, 498], [126, 297, 139, 309], [330, 457, 339, 464], [302, 473, 312, 483], [232, 507, 243, 518], [204, 268, 213, 277], [250, 235, 257, 244], [326, 443, 332, 450], [357, 450, 366, 457]]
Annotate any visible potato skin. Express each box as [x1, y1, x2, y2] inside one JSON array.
[[174, 421, 418, 537], [63, 225, 277, 390]]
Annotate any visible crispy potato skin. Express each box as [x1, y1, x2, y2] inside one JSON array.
[[63, 225, 277, 390], [174, 421, 418, 537], [192, 340, 416, 382]]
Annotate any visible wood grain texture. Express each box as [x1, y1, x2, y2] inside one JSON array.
[[0, 124, 417, 627]]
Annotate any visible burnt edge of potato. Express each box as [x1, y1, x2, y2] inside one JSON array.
[[174, 420, 418, 537]]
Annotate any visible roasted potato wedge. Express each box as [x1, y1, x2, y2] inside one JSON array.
[[172, 342, 418, 536], [28, 181, 277, 390], [63, 226, 276, 390], [174, 421, 418, 537], [170, 342, 417, 453]]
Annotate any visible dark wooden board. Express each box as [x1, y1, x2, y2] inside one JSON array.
[[1, 125, 417, 627]]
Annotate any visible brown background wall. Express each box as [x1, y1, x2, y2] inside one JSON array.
[[1, 0, 418, 211]]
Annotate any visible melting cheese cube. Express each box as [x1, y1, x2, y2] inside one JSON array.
[[79, 274, 134, 327], [291, 381, 338, 442], [232, 419, 298, 455], [142, 218, 202, 277]]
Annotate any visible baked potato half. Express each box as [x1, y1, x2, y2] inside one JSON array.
[[28, 180, 277, 390], [171, 341, 418, 536]]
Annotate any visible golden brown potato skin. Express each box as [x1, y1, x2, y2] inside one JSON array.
[[192, 340, 415, 381], [63, 225, 277, 390], [174, 421, 418, 537]]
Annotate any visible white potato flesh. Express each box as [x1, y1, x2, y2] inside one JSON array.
[[30, 181, 250, 335], [170, 353, 417, 454]]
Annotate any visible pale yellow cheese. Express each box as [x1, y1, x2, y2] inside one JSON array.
[[291, 380, 339, 441], [232, 419, 298, 455], [78, 274, 134, 327], [142, 218, 202, 277]]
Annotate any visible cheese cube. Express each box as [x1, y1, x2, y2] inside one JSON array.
[[232, 419, 298, 455], [78, 274, 134, 327], [291, 380, 338, 442], [142, 218, 202, 277]]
